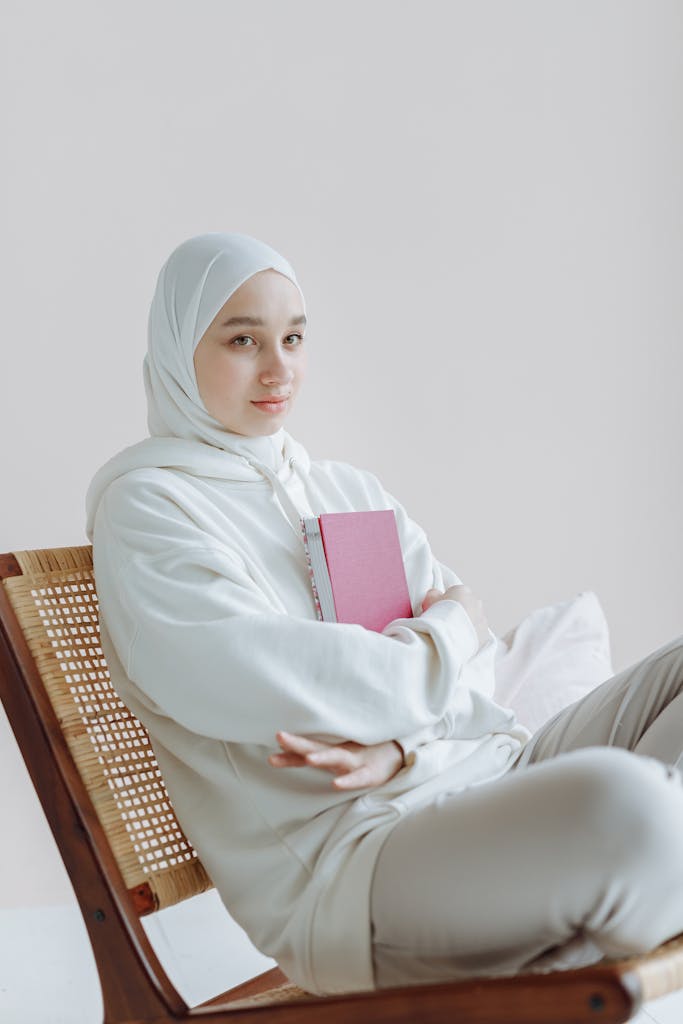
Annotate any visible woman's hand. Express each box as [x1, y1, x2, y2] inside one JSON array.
[[421, 584, 490, 650], [268, 730, 404, 790]]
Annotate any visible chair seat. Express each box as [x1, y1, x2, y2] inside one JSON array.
[[199, 982, 315, 1011], [2, 543, 683, 1024]]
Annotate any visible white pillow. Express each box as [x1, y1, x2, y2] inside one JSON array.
[[493, 590, 614, 735]]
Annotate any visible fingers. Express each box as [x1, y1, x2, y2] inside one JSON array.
[[268, 751, 307, 767], [269, 733, 403, 791], [332, 766, 372, 790], [421, 588, 444, 612], [275, 730, 326, 754], [269, 750, 356, 774], [269, 731, 326, 769], [307, 747, 358, 774], [271, 732, 356, 774]]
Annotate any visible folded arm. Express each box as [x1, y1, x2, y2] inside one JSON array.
[[98, 542, 480, 748]]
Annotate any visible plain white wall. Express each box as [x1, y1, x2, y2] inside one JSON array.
[[2, 0, 681, 928]]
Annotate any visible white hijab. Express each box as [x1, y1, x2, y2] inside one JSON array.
[[85, 232, 311, 541], [144, 231, 305, 451]]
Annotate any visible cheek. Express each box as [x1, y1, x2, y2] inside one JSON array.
[[212, 360, 244, 393], [295, 352, 308, 384], [196, 352, 246, 410]]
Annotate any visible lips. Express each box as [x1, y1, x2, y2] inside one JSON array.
[[251, 396, 290, 412]]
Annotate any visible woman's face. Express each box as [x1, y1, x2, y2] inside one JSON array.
[[193, 269, 307, 437]]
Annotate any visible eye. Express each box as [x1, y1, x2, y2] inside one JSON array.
[[231, 335, 255, 347], [284, 333, 304, 346]]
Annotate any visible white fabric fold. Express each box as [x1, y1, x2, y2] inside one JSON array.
[[85, 429, 314, 542]]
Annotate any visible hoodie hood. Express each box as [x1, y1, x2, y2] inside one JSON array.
[[85, 232, 312, 542], [85, 428, 314, 542]]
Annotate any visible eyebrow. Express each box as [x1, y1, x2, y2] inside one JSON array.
[[221, 314, 307, 327]]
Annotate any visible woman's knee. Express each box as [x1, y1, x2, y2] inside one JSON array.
[[559, 747, 683, 864]]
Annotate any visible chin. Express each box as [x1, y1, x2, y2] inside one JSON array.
[[226, 421, 287, 438], [248, 411, 291, 437]]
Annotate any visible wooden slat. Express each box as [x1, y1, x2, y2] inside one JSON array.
[[189, 965, 639, 1023], [0, 553, 22, 579]]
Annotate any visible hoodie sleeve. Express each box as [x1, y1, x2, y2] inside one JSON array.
[[93, 490, 488, 750]]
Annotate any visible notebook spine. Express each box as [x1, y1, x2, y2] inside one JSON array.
[[300, 517, 324, 622], [301, 516, 338, 622]]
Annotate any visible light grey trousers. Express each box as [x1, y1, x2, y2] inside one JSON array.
[[370, 634, 683, 988]]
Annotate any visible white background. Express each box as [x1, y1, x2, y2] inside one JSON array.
[[1, 1, 682, 1016]]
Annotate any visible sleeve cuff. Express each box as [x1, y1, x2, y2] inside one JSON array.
[[419, 598, 480, 662], [392, 600, 481, 767], [394, 718, 450, 767]]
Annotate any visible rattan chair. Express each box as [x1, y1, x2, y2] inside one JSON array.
[[1, 544, 683, 1024]]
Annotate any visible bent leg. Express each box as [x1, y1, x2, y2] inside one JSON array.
[[515, 634, 683, 768], [370, 747, 683, 988]]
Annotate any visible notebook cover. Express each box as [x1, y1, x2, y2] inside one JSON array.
[[318, 510, 413, 632]]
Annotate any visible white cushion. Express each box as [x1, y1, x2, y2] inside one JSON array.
[[493, 590, 613, 734]]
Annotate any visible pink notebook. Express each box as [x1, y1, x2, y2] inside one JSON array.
[[301, 510, 413, 632]]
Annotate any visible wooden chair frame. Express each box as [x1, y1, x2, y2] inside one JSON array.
[[2, 544, 683, 1024]]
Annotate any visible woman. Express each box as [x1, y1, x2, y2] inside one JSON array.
[[85, 231, 683, 996]]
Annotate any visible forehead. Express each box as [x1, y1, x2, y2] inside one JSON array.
[[225, 269, 301, 309]]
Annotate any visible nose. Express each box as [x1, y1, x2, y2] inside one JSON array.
[[260, 347, 294, 386]]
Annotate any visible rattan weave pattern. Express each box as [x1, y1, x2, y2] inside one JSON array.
[[613, 933, 683, 1002], [5, 545, 212, 909], [216, 983, 316, 1010]]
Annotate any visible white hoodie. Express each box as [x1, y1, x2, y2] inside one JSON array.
[[84, 233, 530, 995]]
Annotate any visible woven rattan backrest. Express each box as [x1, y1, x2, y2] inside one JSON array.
[[3, 545, 212, 913]]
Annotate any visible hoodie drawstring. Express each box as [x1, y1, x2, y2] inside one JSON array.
[[239, 455, 314, 540]]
